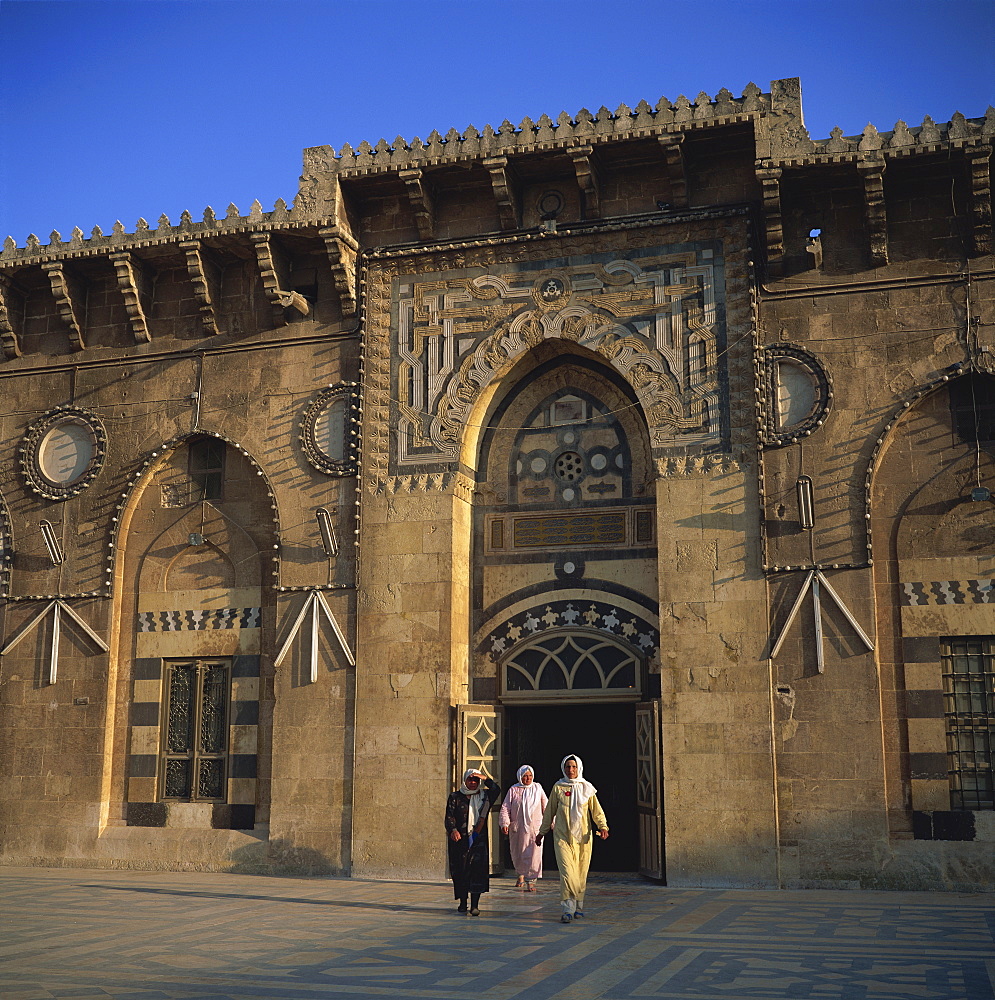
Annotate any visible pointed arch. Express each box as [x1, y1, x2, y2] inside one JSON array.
[[438, 310, 700, 462], [104, 430, 277, 834], [107, 430, 282, 594]]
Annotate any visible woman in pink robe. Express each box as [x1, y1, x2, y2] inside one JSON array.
[[499, 764, 548, 890]]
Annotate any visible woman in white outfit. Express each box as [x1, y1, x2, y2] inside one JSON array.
[[535, 754, 609, 923]]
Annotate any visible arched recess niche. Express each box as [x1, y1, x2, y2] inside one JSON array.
[[870, 372, 995, 829], [466, 341, 658, 702], [104, 433, 277, 835]]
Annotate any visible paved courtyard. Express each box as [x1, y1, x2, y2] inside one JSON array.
[[1, 866, 993, 1000]]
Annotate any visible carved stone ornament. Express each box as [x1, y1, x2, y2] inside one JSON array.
[[761, 345, 832, 447], [299, 383, 360, 476], [19, 407, 108, 500], [385, 244, 726, 471]]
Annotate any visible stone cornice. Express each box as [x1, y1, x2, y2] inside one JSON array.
[[1, 201, 299, 266]]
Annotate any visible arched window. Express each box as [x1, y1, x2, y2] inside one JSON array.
[[502, 630, 641, 702]]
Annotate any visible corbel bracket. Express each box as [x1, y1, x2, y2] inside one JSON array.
[[251, 232, 297, 328], [657, 134, 689, 208], [41, 261, 87, 349], [857, 153, 889, 267], [108, 252, 152, 344], [180, 239, 222, 336], [483, 156, 520, 231], [567, 144, 601, 219], [755, 165, 784, 278], [398, 168, 435, 240], [965, 144, 993, 257], [320, 226, 358, 319], [0, 273, 24, 358]]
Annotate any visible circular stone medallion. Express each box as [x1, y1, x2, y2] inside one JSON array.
[[20, 408, 107, 501], [300, 384, 359, 476]]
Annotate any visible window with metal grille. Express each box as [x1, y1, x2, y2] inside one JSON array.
[[188, 437, 226, 501], [949, 374, 995, 443], [160, 658, 231, 801], [941, 638, 995, 810]]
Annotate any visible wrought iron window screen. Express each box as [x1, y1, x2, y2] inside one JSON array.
[[942, 638, 995, 810], [502, 630, 640, 701], [188, 438, 225, 502], [160, 658, 231, 801]]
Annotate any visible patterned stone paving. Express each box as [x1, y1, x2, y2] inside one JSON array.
[[1, 867, 993, 999]]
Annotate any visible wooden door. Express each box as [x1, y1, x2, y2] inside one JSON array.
[[457, 704, 503, 874], [635, 700, 664, 879]]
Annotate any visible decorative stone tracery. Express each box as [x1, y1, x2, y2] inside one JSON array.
[[369, 240, 729, 492]]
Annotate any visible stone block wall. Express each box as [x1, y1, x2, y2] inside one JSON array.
[[0, 79, 992, 889]]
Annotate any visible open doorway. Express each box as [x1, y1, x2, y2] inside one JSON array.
[[503, 703, 638, 872]]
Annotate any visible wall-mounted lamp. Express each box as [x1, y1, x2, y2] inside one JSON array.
[[796, 476, 815, 530], [188, 532, 204, 546], [316, 507, 338, 558], [40, 520, 64, 566], [970, 486, 992, 502]]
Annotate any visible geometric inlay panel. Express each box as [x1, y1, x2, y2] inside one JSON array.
[[901, 581, 995, 605], [137, 608, 261, 631], [390, 243, 725, 468]]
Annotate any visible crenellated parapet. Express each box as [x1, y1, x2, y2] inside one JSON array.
[[0, 197, 354, 346], [297, 80, 804, 197], [1, 199, 297, 265], [756, 105, 994, 272], [3, 79, 991, 319], [799, 108, 995, 160]]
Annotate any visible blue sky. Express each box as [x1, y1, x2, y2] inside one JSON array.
[[1, 0, 992, 245]]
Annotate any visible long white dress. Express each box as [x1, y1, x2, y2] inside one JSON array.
[[499, 777, 548, 880]]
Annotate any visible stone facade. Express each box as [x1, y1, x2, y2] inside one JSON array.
[[1, 79, 993, 889]]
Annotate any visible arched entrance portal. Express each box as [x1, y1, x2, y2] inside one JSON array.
[[504, 702, 639, 872], [503, 628, 642, 871], [465, 345, 662, 879]]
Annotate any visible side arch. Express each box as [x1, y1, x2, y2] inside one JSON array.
[[103, 431, 278, 836], [870, 365, 995, 831]]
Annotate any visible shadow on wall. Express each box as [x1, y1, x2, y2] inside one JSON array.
[[228, 838, 340, 877]]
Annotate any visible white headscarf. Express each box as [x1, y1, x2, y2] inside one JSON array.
[[515, 764, 543, 824], [557, 754, 597, 841], [459, 768, 487, 831]]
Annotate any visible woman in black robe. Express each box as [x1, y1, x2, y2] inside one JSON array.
[[445, 768, 500, 914]]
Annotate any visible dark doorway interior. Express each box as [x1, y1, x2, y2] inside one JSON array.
[[503, 702, 638, 872]]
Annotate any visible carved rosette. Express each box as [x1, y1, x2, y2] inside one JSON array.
[[299, 383, 361, 476], [19, 407, 108, 500]]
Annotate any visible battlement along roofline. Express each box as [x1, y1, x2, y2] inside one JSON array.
[[304, 78, 798, 176], [298, 78, 992, 177], [2, 78, 993, 265]]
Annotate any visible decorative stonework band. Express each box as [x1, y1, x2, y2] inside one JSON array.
[[484, 598, 658, 662], [900, 581, 995, 606], [137, 608, 261, 632]]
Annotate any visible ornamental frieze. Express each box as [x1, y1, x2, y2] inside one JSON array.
[[363, 236, 739, 494]]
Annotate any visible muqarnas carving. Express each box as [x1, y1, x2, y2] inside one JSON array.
[[299, 383, 360, 476], [392, 245, 726, 471], [19, 406, 108, 500], [762, 345, 832, 447]]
